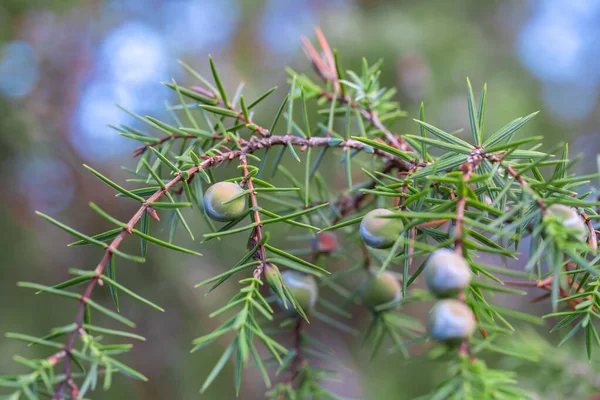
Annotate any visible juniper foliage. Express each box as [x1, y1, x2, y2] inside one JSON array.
[[2, 28, 600, 400]]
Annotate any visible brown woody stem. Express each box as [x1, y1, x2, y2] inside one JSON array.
[[240, 155, 268, 277]]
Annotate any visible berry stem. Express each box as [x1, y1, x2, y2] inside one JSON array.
[[454, 149, 483, 255], [240, 154, 268, 277], [453, 150, 484, 360]]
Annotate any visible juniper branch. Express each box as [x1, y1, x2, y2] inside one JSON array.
[[51, 131, 411, 398], [8, 25, 600, 400]]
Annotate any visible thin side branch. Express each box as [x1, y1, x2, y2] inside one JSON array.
[[317, 90, 412, 153], [454, 148, 484, 255], [301, 28, 414, 153], [240, 155, 268, 277], [133, 132, 211, 157], [281, 318, 304, 396]]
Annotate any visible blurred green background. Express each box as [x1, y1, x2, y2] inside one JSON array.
[[1, 0, 600, 399]]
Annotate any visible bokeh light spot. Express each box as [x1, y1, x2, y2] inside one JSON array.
[[0, 41, 40, 98]]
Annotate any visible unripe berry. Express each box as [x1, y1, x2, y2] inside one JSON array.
[[203, 182, 246, 222], [311, 231, 338, 254], [362, 271, 402, 310], [359, 208, 404, 249], [546, 204, 587, 240], [424, 249, 471, 298], [264, 263, 281, 292], [277, 270, 318, 314], [427, 299, 475, 344]]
